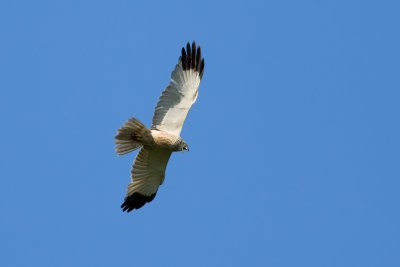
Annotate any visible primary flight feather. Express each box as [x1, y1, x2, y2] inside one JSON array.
[[115, 42, 205, 212]]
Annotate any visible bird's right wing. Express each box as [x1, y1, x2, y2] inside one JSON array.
[[151, 42, 205, 136], [121, 146, 172, 212]]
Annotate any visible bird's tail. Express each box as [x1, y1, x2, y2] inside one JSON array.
[[115, 117, 152, 155]]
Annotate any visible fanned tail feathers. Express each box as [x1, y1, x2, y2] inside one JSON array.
[[115, 117, 152, 155]]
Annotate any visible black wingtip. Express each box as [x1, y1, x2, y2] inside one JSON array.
[[200, 58, 205, 79], [181, 41, 205, 79], [195, 46, 201, 71], [186, 42, 191, 69], [181, 48, 187, 70], [191, 42, 196, 69], [121, 192, 157, 212]]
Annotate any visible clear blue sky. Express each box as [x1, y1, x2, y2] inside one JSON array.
[[1, 0, 399, 266]]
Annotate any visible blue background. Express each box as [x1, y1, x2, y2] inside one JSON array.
[[1, 0, 399, 266]]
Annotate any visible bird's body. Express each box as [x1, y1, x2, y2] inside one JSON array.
[[115, 42, 204, 212], [150, 130, 184, 151]]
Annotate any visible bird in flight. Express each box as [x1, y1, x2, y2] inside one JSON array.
[[115, 42, 205, 212]]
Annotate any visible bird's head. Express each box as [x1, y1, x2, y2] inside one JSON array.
[[180, 141, 189, 152]]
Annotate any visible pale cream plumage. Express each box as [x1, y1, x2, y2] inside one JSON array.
[[115, 42, 205, 212]]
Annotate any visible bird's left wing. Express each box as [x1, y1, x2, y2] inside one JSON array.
[[151, 42, 205, 136], [121, 146, 172, 212]]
